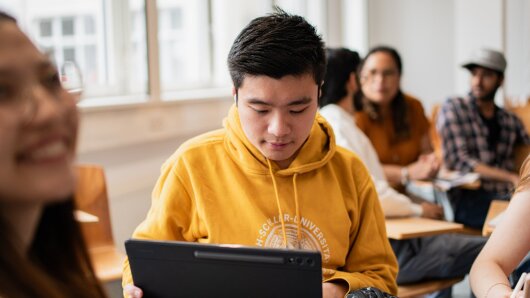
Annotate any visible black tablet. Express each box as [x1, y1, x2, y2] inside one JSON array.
[[125, 239, 323, 298]]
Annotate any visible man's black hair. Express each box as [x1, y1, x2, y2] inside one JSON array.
[[227, 8, 326, 93], [319, 48, 360, 108], [0, 11, 17, 23]]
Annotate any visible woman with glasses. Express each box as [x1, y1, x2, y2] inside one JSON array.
[[0, 12, 106, 297], [355, 46, 440, 192]]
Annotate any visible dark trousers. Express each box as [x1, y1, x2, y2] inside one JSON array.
[[512, 253, 530, 286], [448, 188, 510, 229], [391, 234, 486, 298]]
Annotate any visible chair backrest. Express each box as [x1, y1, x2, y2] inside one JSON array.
[[506, 97, 530, 134], [429, 104, 443, 160], [74, 164, 115, 249], [506, 98, 530, 171]]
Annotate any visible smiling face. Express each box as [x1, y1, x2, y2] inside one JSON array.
[[360, 51, 401, 106], [236, 74, 319, 169], [0, 21, 78, 204]]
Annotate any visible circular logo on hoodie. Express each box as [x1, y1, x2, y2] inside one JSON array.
[[256, 214, 331, 263]]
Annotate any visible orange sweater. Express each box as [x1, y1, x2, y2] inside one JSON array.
[[355, 94, 429, 167]]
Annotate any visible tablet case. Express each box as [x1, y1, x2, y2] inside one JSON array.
[[126, 239, 323, 298]]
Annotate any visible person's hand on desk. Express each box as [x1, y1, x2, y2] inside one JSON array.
[[420, 202, 444, 220], [123, 284, 143, 298], [323, 281, 348, 298], [407, 153, 440, 181]]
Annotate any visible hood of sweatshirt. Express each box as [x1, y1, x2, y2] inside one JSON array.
[[223, 105, 336, 176]]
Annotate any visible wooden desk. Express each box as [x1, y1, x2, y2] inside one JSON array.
[[88, 246, 126, 282], [386, 217, 464, 240], [482, 200, 509, 237]]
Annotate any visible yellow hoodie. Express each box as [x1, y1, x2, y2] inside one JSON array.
[[122, 105, 398, 294]]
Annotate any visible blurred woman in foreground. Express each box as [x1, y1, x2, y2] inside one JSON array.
[[0, 11, 106, 297]]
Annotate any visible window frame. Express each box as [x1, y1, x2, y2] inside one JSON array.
[[76, 0, 359, 109]]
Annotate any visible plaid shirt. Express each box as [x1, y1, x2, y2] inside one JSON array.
[[437, 95, 530, 195]]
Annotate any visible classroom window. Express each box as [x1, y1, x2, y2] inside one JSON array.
[[39, 19, 52, 36], [1, 0, 338, 106], [4, 0, 148, 102], [157, 0, 211, 94], [84, 15, 95, 35], [61, 17, 75, 36]]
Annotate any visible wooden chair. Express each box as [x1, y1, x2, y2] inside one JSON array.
[[515, 144, 530, 172], [506, 97, 530, 172], [398, 277, 464, 298], [74, 164, 125, 282], [505, 97, 530, 135]]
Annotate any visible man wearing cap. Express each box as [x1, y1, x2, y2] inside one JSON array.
[[437, 48, 530, 229]]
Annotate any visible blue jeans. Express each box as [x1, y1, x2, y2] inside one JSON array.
[[448, 188, 510, 229]]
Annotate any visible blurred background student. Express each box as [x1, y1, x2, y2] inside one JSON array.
[[0, 11, 106, 298], [355, 46, 440, 192], [470, 154, 530, 298], [320, 47, 485, 298]]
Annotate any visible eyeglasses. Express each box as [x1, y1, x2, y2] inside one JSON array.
[[60, 60, 84, 103], [360, 69, 399, 82]]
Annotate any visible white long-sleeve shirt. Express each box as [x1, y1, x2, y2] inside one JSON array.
[[320, 104, 422, 217]]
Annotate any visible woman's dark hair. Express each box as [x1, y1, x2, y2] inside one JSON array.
[[0, 11, 106, 298], [359, 45, 402, 76], [227, 8, 326, 91], [0, 200, 107, 298], [357, 45, 410, 140], [319, 48, 360, 108]]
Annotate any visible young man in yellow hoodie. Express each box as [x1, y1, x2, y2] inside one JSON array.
[[123, 10, 398, 298]]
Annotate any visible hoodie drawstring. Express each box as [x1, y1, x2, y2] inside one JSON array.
[[292, 173, 302, 247], [266, 159, 302, 249]]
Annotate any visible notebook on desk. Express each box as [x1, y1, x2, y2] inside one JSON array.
[[487, 210, 505, 228], [125, 239, 323, 298], [434, 171, 480, 191]]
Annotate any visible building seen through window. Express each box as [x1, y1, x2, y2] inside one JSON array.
[[2, 0, 148, 101], [0, 0, 330, 105]]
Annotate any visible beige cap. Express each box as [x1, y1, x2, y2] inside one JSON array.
[[461, 48, 507, 73]]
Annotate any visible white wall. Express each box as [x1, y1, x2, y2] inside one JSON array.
[[367, 0, 455, 112], [364, 0, 530, 111], [341, 0, 369, 54], [505, 0, 530, 104], [453, 0, 504, 100]]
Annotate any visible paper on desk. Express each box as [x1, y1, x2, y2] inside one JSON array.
[[488, 211, 505, 228], [75, 210, 99, 223], [434, 171, 480, 191]]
